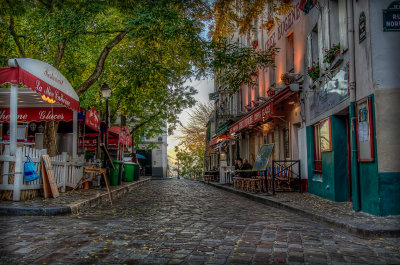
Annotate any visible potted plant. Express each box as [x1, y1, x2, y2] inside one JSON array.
[[323, 43, 341, 64], [307, 61, 320, 81], [281, 73, 295, 85]]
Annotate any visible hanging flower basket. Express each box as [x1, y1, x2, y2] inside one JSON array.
[[307, 61, 320, 81], [323, 43, 341, 64]]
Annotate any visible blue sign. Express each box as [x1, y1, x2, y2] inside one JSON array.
[[383, 1, 400, 31]]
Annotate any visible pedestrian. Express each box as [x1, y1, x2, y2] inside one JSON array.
[[230, 159, 240, 183]]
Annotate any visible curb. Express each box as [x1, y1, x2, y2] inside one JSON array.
[[0, 178, 151, 216], [206, 181, 400, 238]]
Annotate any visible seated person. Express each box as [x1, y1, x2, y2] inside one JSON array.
[[241, 158, 253, 178]]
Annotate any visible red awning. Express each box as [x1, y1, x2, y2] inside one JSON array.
[[229, 102, 273, 134], [0, 58, 80, 112], [229, 88, 293, 134], [79, 138, 98, 146], [108, 126, 132, 147], [0, 107, 73, 122], [209, 133, 231, 146], [85, 107, 100, 132]]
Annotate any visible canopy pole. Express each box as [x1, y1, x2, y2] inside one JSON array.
[[10, 84, 18, 156], [73, 111, 78, 158]]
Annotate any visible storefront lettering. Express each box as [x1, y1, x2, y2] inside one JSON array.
[[265, 2, 301, 51], [44, 68, 64, 85], [38, 111, 64, 120], [0, 110, 28, 121]]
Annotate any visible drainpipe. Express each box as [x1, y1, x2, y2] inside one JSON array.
[[348, 0, 361, 211]]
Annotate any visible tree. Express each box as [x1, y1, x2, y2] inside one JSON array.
[[174, 102, 214, 178], [0, 0, 212, 155], [208, 0, 293, 93], [211, 0, 294, 41]]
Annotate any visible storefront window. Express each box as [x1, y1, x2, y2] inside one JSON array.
[[313, 117, 332, 174], [284, 128, 289, 158], [313, 123, 322, 174]]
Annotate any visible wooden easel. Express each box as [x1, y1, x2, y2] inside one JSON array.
[[69, 167, 113, 206], [41, 155, 59, 198]]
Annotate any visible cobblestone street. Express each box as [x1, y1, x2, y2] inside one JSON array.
[[1, 179, 399, 265]]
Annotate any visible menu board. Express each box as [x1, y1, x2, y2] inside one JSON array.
[[253, 144, 274, 171], [356, 97, 374, 162]]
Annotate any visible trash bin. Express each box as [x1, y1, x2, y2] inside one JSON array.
[[124, 162, 135, 182], [133, 163, 140, 181], [110, 160, 123, 186]]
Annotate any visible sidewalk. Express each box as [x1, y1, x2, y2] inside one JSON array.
[[205, 181, 400, 238], [0, 178, 151, 216]]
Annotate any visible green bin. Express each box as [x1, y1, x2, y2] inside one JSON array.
[[124, 162, 135, 182], [110, 160, 123, 186]]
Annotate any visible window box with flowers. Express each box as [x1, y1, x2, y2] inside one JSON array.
[[281, 73, 295, 85], [323, 43, 341, 64]]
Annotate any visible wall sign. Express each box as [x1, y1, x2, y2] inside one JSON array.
[[355, 97, 375, 162], [383, 1, 400, 31], [359, 12, 366, 43]]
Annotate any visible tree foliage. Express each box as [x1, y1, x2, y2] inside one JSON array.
[[174, 102, 214, 178], [210, 39, 278, 93], [211, 0, 294, 41], [0, 0, 213, 148]]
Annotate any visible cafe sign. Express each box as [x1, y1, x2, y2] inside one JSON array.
[[383, 1, 400, 31], [229, 102, 273, 134]]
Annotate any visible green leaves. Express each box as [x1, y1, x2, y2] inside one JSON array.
[[210, 39, 279, 93]]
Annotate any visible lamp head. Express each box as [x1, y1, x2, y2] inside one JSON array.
[[101, 83, 111, 99]]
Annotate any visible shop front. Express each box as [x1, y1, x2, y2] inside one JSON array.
[[306, 64, 351, 202], [0, 58, 81, 200]]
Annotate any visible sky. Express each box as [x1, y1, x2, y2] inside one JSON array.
[[167, 78, 214, 152]]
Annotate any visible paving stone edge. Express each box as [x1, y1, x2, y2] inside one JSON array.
[[0, 178, 151, 216], [205, 181, 400, 238]]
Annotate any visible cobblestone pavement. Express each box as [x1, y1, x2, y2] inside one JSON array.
[[0, 180, 399, 265]]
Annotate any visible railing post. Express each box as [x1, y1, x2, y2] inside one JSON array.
[[12, 148, 23, 201], [298, 160, 302, 193], [272, 160, 275, 195], [61, 152, 67, 192]]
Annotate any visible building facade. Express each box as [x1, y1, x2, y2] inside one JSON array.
[[138, 131, 168, 178], [207, 0, 400, 216]]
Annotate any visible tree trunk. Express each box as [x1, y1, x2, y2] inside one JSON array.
[[43, 121, 59, 157]]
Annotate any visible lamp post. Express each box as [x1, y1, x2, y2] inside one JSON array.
[[101, 83, 112, 149], [130, 117, 136, 157]]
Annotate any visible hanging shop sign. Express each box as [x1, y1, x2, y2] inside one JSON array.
[[383, 1, 400, 31], [229, 102, 273, 134], [0, 107, 73, 122], [0, 58, 80, 112], [85, 107, 100, 132], [299, 0, 318, 14], [359, 12, 367, 43]]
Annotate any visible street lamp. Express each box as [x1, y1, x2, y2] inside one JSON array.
[[101, 83, 111, 148]]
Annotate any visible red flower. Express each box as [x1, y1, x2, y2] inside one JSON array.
[[311, 66, 315, 70]]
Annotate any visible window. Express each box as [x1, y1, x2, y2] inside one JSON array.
[[313, 117, 332, 174], [286, 32, 294, 72], [284, 128, 290, 158], [313, 123, 322, 174], [158, 137, 163, 142], [311, 25, 319, 64]]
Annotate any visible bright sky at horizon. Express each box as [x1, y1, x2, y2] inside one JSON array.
[[167, 78, 214, 152]]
